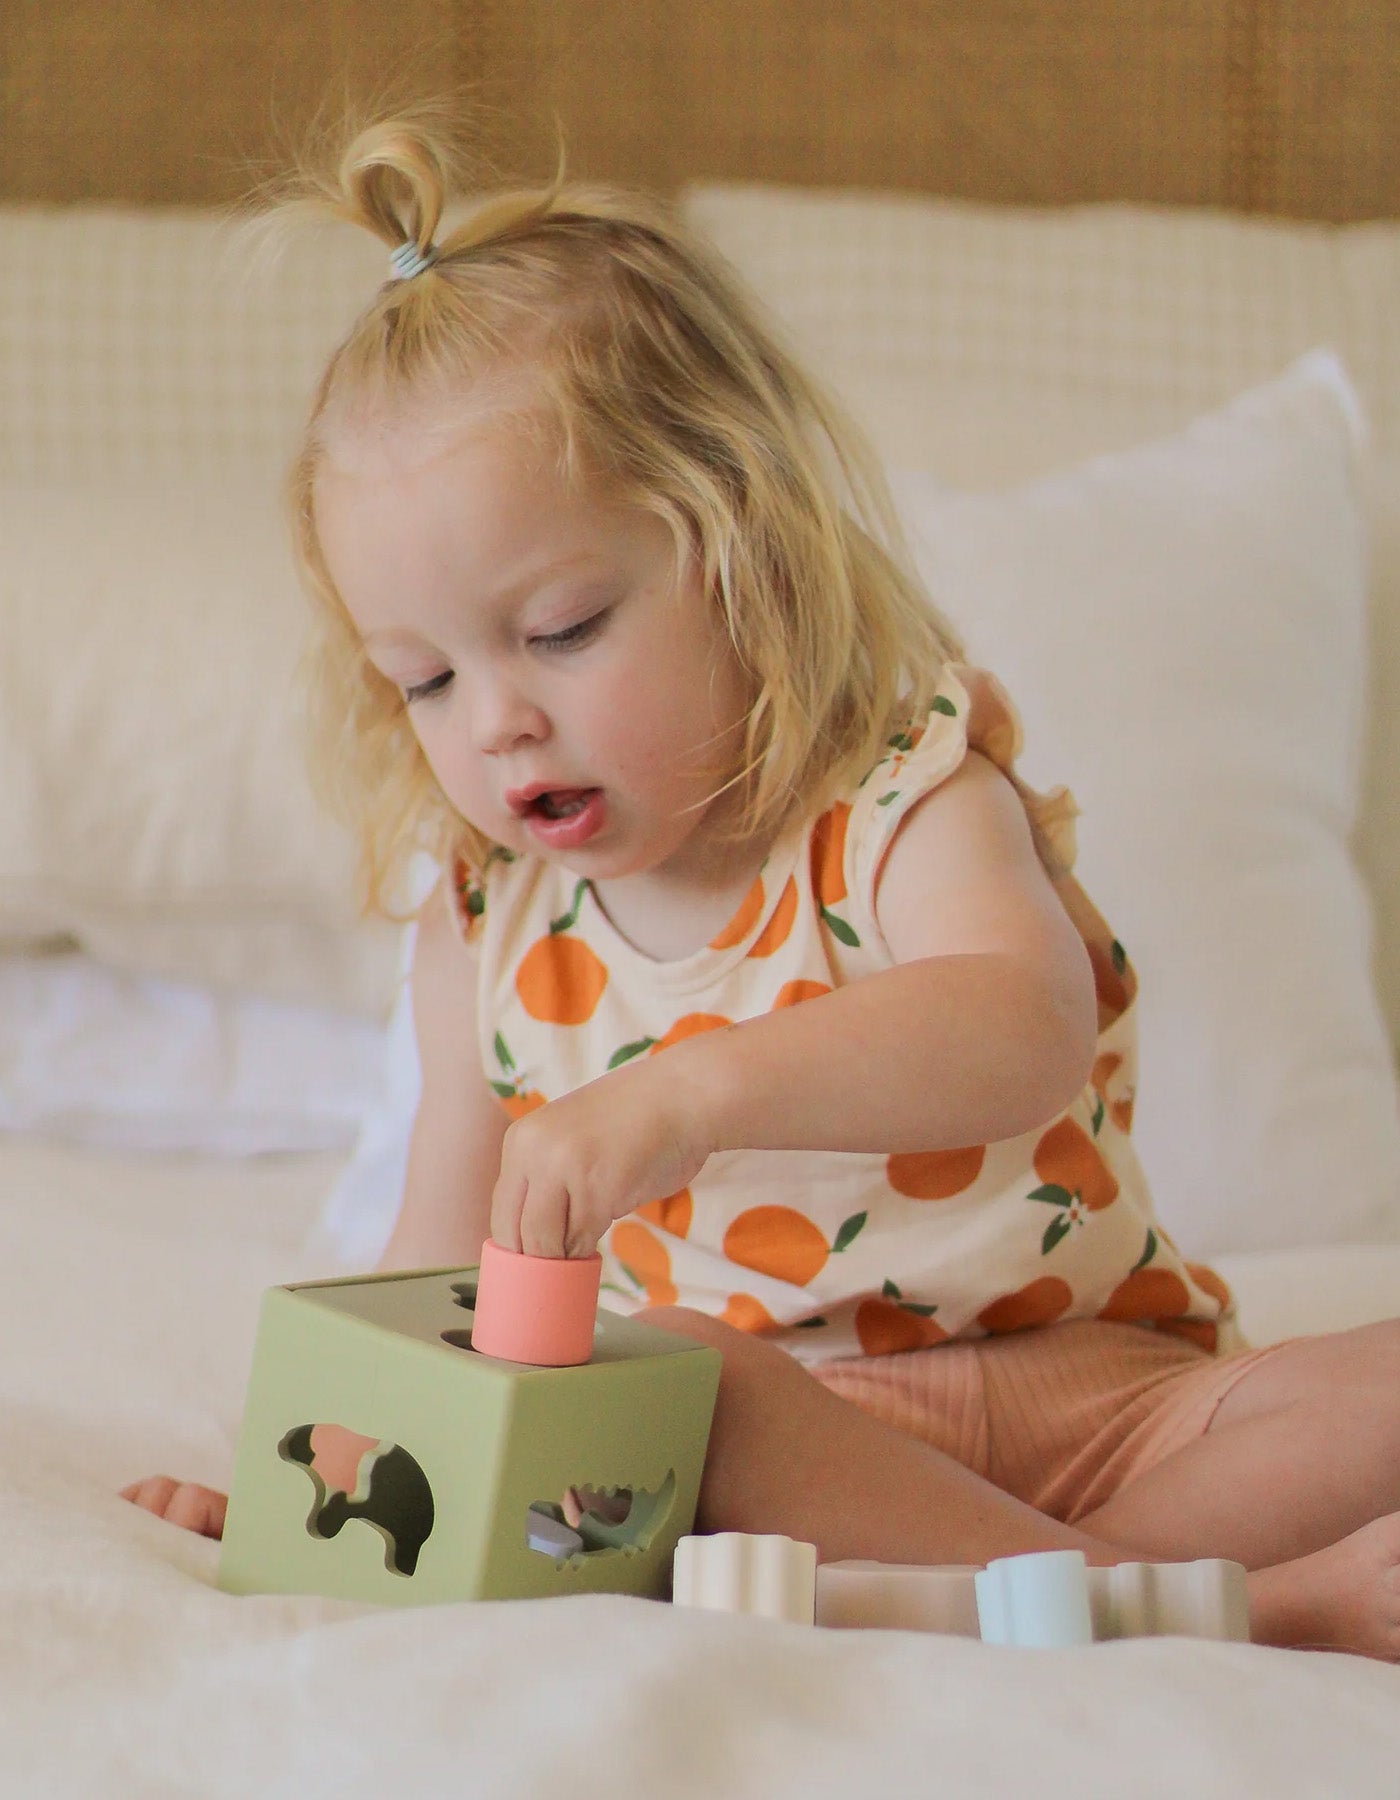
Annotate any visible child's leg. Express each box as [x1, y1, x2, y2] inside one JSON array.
[[643, 1305, 1132, 1568], [645, 1307, 1400, 1659], [1071, 1316, 1400, 1656], [1074, 1318, 1400, 1567]]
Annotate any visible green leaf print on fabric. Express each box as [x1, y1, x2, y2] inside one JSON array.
[[457, 874, 486, 920], [794, 1316, 829, 1329], [858, 727, 916, 790], [1027, 1181, 1093, 1255], [1027, 1183, 1074, 1207], [549, 877, 590, 935], [820, 906, 861, 948], [1090, 1093, 1106, 1137], [459, 844, 516, 920], [607, 1038, 658, 1069], [930, 695, 958, 717], [1041, 1213, 1073, 1254], [1131, 1229, 1158, 1272], [876, 790, 901, 806], [881, 1277, 938, 1317], [490, 1031, 541, 1111], [832, 1211, 868, 1253]]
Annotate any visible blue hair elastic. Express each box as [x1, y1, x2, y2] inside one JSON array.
[[389, 239, 438, 281]]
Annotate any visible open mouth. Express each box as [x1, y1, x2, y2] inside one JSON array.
[[510, 786, 607, 848], [530, 789, 596, 820]]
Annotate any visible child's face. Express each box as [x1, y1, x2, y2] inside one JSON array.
[[315, 398, 753, 887]]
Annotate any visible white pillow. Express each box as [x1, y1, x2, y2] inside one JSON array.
[[895, 351, 1400, 1255], [0, 951, 384, 1156], [316, 354, 1400, 1266], [0, 476, 401, 1019]]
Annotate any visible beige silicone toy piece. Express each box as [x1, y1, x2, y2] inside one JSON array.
[[469, 1238, 603, 1366]]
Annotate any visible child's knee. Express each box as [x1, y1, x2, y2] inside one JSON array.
[[639, 1304, 749, 1356], [638, 1304, 814, 1416], [638, 1304, 798, 1391]]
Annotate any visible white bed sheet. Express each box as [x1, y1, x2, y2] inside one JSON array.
[[3, 1133, 1399, 1799]]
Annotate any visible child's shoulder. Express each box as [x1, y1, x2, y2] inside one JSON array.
[[840, 660, 1022, 843], [852, 663, 977, 803], [827, 661, 1078, 932], [820, 664, 971, 927]]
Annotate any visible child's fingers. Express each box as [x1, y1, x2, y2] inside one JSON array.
[[517, 1180, 572, 1259], [489, 1164, 527, 1254]]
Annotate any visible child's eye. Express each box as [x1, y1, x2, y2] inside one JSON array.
[[530, 610, 608, 653], [402, 670, 453, 704]]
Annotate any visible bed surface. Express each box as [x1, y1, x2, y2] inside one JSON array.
[[0, 1133, 1395, 1798]]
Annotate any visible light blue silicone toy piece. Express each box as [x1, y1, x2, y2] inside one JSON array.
[[974, 1549, 1095, 1647]]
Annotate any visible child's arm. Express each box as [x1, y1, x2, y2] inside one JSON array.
[[693, 749, 1098, 1153], [492, 753, 1099, 1258], [377, 887, 509, 1273]]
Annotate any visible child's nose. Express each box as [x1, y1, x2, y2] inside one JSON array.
[[470, 672, 549, 755]]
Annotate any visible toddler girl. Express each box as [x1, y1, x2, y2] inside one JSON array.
[[125, 115, 1400, 1660]]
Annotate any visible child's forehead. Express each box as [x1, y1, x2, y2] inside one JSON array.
[[317, 369, 553, 483]]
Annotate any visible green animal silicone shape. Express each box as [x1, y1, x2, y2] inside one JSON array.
[[218, 1266, 721, 1606]]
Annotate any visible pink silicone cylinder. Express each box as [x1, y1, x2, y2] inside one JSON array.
[[469, 1238, 602, 1366]]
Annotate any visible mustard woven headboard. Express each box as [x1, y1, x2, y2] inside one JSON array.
[[1, 1, 1396, 221]]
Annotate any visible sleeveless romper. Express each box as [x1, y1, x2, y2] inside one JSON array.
[[451, 662, 1238, 1368]]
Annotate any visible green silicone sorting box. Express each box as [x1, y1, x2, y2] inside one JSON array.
[[219, 1266, 721, 1606]]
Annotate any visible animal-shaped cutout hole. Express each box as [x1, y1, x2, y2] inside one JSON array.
[[526, 1469, 678, 1561], [279, 1423, 435, 1577]]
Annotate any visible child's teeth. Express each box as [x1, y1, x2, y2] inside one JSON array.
[[540, 792, 587, 819]]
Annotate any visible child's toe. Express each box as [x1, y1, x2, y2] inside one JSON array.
[[121, 1474, 179, 1514], [165, 1483, 226, 1538], [120, 1475, 227, 1539]]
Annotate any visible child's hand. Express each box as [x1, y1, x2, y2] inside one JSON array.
[[491, 1056, 714, 1258], [121, 1475, 227, 1539]]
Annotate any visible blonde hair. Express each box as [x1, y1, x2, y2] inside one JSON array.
[[279, 113, 963, 917]]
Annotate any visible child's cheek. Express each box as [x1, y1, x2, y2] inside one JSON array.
[[414, 719, 476, 813]]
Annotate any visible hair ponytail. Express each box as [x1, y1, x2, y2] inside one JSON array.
[[337, 119, 449, 256]]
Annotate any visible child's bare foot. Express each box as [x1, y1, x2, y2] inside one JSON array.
[[1248, 1512, 1400, 1660], [120, 1476, 227, 1540], [120, 1426, 377, 1544]]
